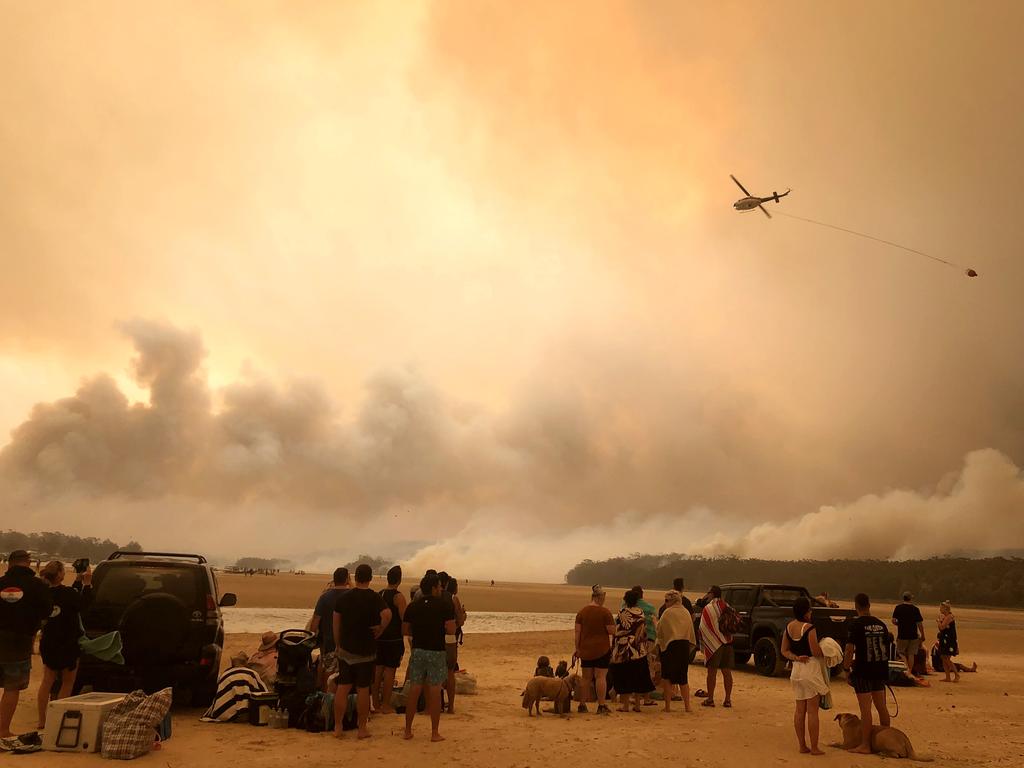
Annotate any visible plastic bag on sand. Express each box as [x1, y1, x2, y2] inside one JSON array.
[[455, 671, 477, 695]]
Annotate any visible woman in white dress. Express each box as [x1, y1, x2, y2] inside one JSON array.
[[781, 597, 828, 755]]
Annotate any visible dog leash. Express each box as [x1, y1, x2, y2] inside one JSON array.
[[886, 684, 900, 718]]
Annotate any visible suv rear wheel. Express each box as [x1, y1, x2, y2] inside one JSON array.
[[753, 636, 786, 676]]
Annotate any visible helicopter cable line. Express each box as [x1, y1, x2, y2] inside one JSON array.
[[774, 210, 977, 276]]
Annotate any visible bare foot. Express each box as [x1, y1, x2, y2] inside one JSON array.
[[850, 746, 872, 755], [403, 731, 413, 740], [358, 731, 371, 740], [799, 747, 811, 754], [810, 749, 825, 756], [431, 733, 445, 742], [333, 729, 345, 739]]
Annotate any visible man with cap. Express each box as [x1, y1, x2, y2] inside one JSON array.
[[574, 585, 615, 715], [1, 551, 53, 741], [892, 591, 924, 672]]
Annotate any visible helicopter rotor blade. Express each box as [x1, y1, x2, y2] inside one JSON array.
[[758, 204, 772, 219], [730, 174, 752, 196]]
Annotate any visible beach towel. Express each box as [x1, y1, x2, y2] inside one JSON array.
[[656, 604, 695, 652], [200, 667, 269, 723], [815, 637, 843, 710], [699, 599, 732, 659]]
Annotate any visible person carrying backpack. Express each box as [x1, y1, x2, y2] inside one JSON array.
[[698, 585, 736, 708]]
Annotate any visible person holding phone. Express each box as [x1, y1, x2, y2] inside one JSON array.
[[36, 560, 92, 729]]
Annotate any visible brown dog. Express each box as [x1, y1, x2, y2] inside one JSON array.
[[521, 674, 578, 716], [832, 713, 932, 761]]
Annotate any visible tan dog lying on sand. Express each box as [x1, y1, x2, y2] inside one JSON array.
[[832, 713, 932, 761], [521, 674, 580, 716]]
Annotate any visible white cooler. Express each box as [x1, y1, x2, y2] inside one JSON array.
[[42, 692, 126, 752]]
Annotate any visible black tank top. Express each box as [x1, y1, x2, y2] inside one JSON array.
[[379, 588, 402, 641], [789, 623, 813, 656]]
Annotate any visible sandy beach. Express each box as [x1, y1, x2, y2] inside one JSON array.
[[7, 578, 1023, 767]]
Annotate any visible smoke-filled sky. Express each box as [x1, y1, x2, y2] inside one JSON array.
[[2, 2, 1022, 580]]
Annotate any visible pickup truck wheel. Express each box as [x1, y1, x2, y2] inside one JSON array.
[[734, 652, 751, 666], [753, 637, 786, 677]]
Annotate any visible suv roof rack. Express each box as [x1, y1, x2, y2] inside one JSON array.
[[108, 551, 208, 564]]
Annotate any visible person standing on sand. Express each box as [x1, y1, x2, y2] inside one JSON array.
[[373, 566, 407, 713], [782, 597, 827, 755], [402, 573, 456, 742], [698, 585, 735, 708], [936, 601, 960, 683], [332, 564, 391, 739], [444, 578, 467, 713], [310, 567, 349, 690], [656, 591, 694, 713], [0, 550, 52, 743], [36, 561, 92, 729], [842, 593, 891, 754], [892, 592, 925, 673], [574, 585, 615, 715], [610, 589, 655, 712]]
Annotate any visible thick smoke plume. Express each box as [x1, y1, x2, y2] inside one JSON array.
[[2, 322, 1022, 580]]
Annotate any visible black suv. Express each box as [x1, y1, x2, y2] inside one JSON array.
[[76, 551, 237, 706], [693, 584, 857, 676]]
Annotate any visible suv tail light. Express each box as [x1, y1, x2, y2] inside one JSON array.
[[207, 595, 217, 611]]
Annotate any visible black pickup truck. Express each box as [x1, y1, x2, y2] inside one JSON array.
[[693, 583, 857, 676]]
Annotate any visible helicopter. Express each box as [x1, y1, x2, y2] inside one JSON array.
[[731, 174, 790, 218]]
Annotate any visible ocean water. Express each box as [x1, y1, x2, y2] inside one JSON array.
[[222, 607, 575, 635]]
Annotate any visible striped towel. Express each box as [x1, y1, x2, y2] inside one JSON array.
[[699, 598, 732, 659], [200, 667, 269, 723]]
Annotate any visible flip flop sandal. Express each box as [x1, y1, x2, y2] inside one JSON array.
[[723, 701, 733, 708], [694, 689, 708, 698], [701, 699, 716, 707]]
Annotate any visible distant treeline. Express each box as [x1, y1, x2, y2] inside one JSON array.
[[0, 530, 142, 563], [565, 554, 1024, 608], [343, 554, 393, 575]]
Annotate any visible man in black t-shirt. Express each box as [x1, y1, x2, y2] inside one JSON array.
[[332, 564, 391, 739], [843, 593, 892, 754], [892, 591, 924, 670], [402, 573, 456, 742]]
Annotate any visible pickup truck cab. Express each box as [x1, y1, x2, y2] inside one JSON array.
[[694, 583, 857, 676]]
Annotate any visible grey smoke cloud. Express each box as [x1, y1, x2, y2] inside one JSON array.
[[1, 322, 1022, 581]]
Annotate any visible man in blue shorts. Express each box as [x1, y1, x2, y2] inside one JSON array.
[[402, 573, 456, 742]]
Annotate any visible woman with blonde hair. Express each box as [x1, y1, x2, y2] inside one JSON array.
[[937, 601, 960, 683], [36, 561, 92, 728]]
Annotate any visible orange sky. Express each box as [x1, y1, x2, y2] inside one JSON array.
[[1, 2, 1022, 574]]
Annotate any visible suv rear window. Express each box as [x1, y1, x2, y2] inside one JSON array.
[[86, 564, 203, 626]]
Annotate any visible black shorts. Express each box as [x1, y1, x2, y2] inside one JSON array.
[[337, 658, 374, 689], [581, 651, 611, 669], [41, 644, 80, 672], [850, 676, 886, 695], [375, 640, 404, 669], [660, 640, 691, 685]]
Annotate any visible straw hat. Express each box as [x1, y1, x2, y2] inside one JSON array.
[[258, 631, 279, 652]]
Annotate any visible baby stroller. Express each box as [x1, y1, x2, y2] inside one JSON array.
[[274, 629, 318, 726]]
